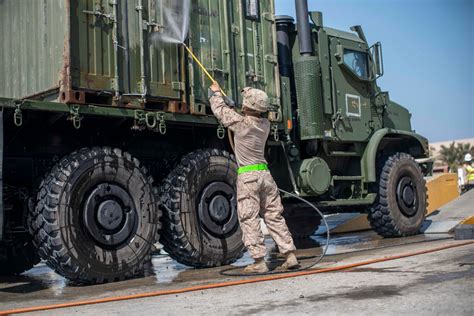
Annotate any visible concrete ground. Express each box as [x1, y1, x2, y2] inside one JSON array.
[[1, 191, 472, 315], [422, 189, 474, 234], [57, 241, 474, 316], [1, 237, 472, 315]]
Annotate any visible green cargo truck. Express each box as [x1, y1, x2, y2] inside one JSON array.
[[0, 0, 431, 283]]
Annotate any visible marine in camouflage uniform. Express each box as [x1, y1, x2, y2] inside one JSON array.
[[209, 83, 298, 273]]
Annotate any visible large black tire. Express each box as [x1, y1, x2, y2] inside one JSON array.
[[159, 149, 244, 267], [29, 147, 161, 283], [368, 153, 427, 237], [283, 204, 321, 239], [0, 237, 40, 275]]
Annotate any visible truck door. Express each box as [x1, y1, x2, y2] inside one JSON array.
[[188, 0, 279, 109], [145, 0, 182, 99], [75, 0, 116, 92], [329, 36, 372, 142], [231, 0, 279, 107]]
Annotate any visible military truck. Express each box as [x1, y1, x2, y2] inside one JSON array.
[[0, 0, 430, 283]]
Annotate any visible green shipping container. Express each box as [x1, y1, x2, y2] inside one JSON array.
[[0, 0, 280, 112]]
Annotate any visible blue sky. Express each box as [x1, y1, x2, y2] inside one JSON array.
[[275, 0, 473, 142]]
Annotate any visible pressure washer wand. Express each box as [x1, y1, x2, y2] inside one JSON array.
[[183, 43, 227, 97]]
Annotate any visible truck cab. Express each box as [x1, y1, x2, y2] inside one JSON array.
[[272, 3, 430, 239]]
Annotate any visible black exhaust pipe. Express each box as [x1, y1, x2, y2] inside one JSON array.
[[276, 15, 295, 78], [295, 0, 312, 56]]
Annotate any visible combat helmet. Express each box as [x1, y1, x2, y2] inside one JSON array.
[[241, 87, 269, 113]]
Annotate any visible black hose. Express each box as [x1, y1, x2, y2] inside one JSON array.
[[220, 188, 330, 277]]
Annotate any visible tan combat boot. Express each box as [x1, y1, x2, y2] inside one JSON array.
[[280, 251, 299, 270], [243, 257, 269, 274]]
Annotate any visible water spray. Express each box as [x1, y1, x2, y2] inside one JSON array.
[[150, 0, 226, 96]]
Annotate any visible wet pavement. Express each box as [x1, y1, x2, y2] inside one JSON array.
[[0, 230, 459, 313], [2, 187, 472, 314]]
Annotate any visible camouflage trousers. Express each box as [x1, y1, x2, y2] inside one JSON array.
[[236, 170, 296, 259]]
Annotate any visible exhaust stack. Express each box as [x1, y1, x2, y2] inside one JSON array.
[[293, 0, 324, 140], [295, 0, 312, 56]]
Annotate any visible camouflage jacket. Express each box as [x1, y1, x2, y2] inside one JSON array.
[[210, 93, 270, 167]]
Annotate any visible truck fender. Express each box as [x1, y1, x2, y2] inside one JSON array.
[[361, 128, 429, 183]]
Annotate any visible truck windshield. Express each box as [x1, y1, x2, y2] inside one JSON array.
[[344, 49, 369, 80]]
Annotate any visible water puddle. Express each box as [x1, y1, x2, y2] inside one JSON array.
[[0, 229, 452, 307]]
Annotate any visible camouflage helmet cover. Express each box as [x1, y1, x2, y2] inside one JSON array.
[[241, 87, 269, 113]]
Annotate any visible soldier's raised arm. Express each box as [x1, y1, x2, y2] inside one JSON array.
[[208, 83, 245, 132]]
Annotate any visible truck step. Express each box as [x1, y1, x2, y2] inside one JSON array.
[[332, 176, 363, 181], [329, 151, 359, 157]]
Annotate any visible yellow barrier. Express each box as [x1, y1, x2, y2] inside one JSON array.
[[426, 173, 459, 215], [331, 173, 460, 234], [460, 216, 474, 225]]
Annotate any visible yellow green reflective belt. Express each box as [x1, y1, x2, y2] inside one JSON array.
[[237, 163, 269, 175]]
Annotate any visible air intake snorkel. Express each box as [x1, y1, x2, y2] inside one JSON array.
[[293, 0, 324, 139]]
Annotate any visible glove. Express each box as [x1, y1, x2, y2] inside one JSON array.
[[208, 88, 217, 99], [208, 88, 235, 108], [223, 96, 236, 108]]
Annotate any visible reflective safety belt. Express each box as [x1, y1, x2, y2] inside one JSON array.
[[237, 163, 268, 175]]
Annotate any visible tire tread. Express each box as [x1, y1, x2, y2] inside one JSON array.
[[158, 149, 243, 268], [368, 153, 427, 237], [29, 147, 161, 283]]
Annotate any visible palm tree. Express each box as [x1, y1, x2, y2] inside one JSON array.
[[438, 142, 474, 172], [457, 142, 474, 159], [439, 142, 457, 172]]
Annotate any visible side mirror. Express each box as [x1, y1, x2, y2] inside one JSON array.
[[370, 42, 384, 79]]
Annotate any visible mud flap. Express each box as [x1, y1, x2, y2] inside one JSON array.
[[0, 109, 3, 240]]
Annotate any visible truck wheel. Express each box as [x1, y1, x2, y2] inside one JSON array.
[[0, 237, 40, 275], [159, 149, 244, 267], [368, 153, 427, 237], [283, 206, 321, 239], [30, 147, 161, 283]]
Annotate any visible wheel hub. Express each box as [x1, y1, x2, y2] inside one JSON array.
[[208, 195, 230, 222], [198, 182, 238, 237], [83, 184, 137, 247], [402, 186, 415, 206], [396, 176, 418, 217], [97, 200, 124, 230]]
